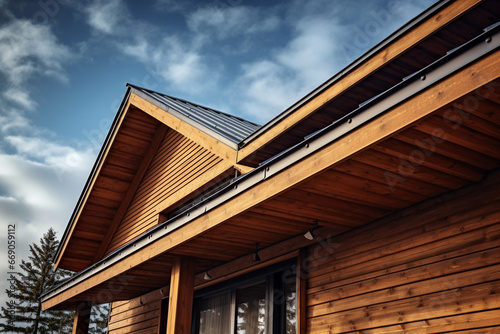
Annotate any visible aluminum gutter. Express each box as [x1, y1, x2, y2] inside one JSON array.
[[52, 88, 133, 265], [239, 0, 452, 148], [43, 21, 500, 306]]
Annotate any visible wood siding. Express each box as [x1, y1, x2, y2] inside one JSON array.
[[306, 171, 500, 333], [106, 129, 223, 254], [108, 292, 163, 334], [106, 170, 500, 333]]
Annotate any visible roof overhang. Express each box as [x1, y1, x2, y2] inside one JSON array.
[[53, 86, 253, 272], [238, 0, 454, 148], [237, 0, 498, 167], [43, 25, 500, 309]]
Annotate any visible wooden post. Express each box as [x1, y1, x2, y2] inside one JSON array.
[[72, 301, 92, 334], [166, 256, 195, 334]]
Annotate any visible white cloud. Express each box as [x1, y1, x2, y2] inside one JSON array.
[[187, 5, 280, 39], [237, 60, 298, 121], [5, 135, 94, 174], [0, 135, 95, 226], [0, 142, 95, 300], [276, 19, 344, 84], [83, 0, 216, 93], [0, 15, 86, 259], [0, 135, 95, 236], [114, 3, 283, 97], [0, 19, 72, 82], [2, 87, 37, 111], [0, 18, 73, 110], [120, 39, 149, 62], [234, 0, 435, 123], [121, 36, 216, 95], [85, 0, 128, 35], [154, 0, 189, 13], [234, 14, 346, 122], [0, 14, 90, 303], [0, 195, 16, 202]]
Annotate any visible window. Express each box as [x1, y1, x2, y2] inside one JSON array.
[[198, 291, 231, 333], [192, 261, 297, 334], [236, 281, 267, 333]]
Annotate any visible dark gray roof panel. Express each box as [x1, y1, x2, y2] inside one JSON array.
[[128, 84, 260, 145]]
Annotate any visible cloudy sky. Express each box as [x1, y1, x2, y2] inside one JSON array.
[[0, 0, 437, 308]]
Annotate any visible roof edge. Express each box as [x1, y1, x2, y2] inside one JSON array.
[[129, 87, 239, 150], [127, 83, 260, 128], [238, 0, 453, 148], [53, 87, 133, 270]]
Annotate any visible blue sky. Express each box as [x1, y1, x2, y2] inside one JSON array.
[[0, 0, 436, 306]]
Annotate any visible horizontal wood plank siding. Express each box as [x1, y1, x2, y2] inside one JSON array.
[[305, 171, 500, 333], [105, 170, 500, 333], [106, 129, 223, 254], [108, 291, 164, 334]]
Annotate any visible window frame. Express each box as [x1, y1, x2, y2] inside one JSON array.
[[191, 259, 297, 334]]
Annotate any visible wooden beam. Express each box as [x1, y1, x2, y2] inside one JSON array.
[[41, 50, 500, 311], [234, 164, 254, 175], [54, 99, 132, 271], [236, 0, 482, 163], [130, 93, 237, 162], [166, 256, 195, 334], [93, 124, 168, 262], [72, 301, 92, 334]]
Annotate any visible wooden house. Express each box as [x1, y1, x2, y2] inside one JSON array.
[[42, 0, 500, 332]]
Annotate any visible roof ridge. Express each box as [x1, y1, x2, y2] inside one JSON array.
[[127, 83, 261, 145], [126, 83, 260, 127]]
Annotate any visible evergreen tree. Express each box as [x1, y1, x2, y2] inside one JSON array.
[[0, 228, 73, 333], [89, 304, 109, 334], [46, 310, 74, 334]]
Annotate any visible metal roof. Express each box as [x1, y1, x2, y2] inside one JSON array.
[[127, 84, 260, 147]]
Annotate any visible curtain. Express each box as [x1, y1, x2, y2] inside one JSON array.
[[198, 292, 231, 334]]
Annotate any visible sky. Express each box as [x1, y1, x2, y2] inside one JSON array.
[[0, 0, 437, 312]]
